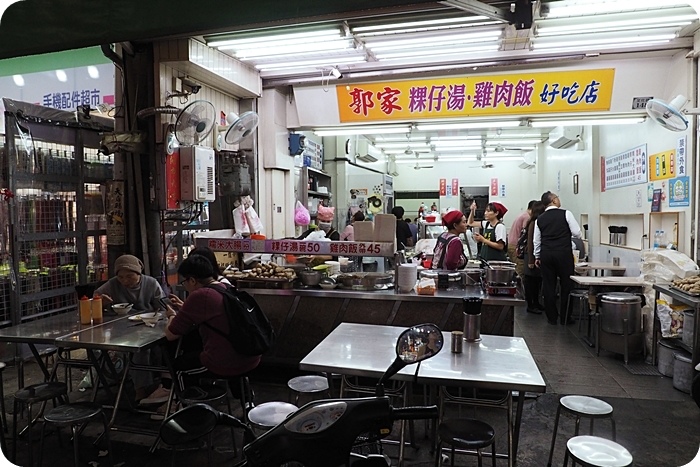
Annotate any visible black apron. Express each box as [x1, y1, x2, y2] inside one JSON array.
[[479, 221, 508, 262]]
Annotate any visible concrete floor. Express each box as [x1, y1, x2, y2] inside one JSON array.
[[2, 307, 699, 466]]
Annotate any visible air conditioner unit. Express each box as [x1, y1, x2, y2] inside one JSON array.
[[519, 150, 536, 169], [387, 159, 399, 176], [548, 126, 582, 149], [180, 146, 216, 202], [518, 161, 535, 169], [357, 153, 378, 163]]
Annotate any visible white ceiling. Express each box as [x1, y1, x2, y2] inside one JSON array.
[[201, 0, 698, 164]]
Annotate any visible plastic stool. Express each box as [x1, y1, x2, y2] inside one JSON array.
[[547, 396, 616, 467], [565, 290, 589, 329], [248, 402, 297, 432], [564, 435, 633, 467], [12, 381, 68, 465], [38, 402, 114, 467], [287, 375, 331, 405], [436, 418, 496, 467]]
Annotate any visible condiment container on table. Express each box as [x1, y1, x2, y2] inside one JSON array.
[[79, 296, 92, 325], [92, 294, 103, 324]]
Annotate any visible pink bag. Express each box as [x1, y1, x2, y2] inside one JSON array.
[[294, 200, 311, 226]]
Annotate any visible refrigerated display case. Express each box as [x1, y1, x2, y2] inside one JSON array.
[[418, 221, 446, 240]]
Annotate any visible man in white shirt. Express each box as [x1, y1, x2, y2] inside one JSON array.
[[533, 192, 582, 325]]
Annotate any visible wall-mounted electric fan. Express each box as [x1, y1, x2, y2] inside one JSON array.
[[174, 100, 216, 145], [645, 94, 700, 132], [217, 111, 259, 149]]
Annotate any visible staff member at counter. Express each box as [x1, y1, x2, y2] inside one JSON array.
[[467, 201, 509, 261], [431, 210, 468, 270]]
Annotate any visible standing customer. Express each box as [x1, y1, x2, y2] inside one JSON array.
[[340, 211, 365, 241], [508, 200, 537, 275], [467, 201, 509, 261], [392, 206, 414, 250], [431, 210, 468, 271], [523, 202, 545, 314], [533, 191, 582, 325]]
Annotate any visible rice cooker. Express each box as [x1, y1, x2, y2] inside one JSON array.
[[598, 292, 643, 334]]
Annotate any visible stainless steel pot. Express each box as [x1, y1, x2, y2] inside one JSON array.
[[599, 292, 642, 334], [484, 266, 516, 285], [299, 270, 322, 286], [336, 272, 393, 290]]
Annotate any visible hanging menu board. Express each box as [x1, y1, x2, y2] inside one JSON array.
[[601, 143, 648, 191], [196, 236, 394, 257]]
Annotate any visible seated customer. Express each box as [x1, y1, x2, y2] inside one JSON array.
[[94, 254, 167, 401], [165, 255, 261, 392]]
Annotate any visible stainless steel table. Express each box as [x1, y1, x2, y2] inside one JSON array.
[[574, 262, 626, 277], [300, 322, 546, 466]]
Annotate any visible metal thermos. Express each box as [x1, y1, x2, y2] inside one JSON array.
[[462, 297, 483, 342]]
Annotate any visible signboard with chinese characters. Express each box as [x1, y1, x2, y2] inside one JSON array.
[[337, 69, 615, 122], [199, 238, 394, 257], [669, 176, 690, 207], [601, 144, 648, 191], [439, 179, 446, 196], [106, 180, 125, 245], [676, 136, 687, 176], [648, 149, 676, 181]]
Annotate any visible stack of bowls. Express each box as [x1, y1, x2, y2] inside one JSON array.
[[397, 263, 418, 293], [325, 261, 340, 275]]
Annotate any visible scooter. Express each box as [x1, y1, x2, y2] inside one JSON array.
[[160, 323, 444, 466]]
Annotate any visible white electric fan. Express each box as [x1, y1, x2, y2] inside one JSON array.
[[174, 100, 216, 145], [217, 111, 260, 148], [645, 95, 700, 132]]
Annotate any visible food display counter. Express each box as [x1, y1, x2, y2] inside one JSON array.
[[195, 233, 523, 366]]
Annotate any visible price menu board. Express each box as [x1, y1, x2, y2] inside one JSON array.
[[602, 144, 648, 191]]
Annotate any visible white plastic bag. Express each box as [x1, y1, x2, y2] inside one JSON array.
[[233, 205, 250, 235], [246, 206, 264, 234], [641, 250, 699, 279]]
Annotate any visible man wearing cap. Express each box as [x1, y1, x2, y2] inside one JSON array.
[[534, 191, 582, 325], [95, 254, 168, 402], [467, 201, 509, 261]]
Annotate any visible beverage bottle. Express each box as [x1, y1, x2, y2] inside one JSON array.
[[79, 295, 92, 325], [653, 230, 660, 249], [92, 294, 103, 324]]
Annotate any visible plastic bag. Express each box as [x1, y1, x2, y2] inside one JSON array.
[[656, 299, 688, 338], [233, 205, 250, 235], [246, 206, 264, 234], [641, 250, 700, 279], [294, 200, 311, 226]]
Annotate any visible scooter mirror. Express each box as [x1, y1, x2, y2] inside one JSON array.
[[160, 403, 219, 445], [396, 323, 443, 363]]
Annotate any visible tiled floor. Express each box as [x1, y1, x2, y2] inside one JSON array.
[[2, 306, 699, 466]]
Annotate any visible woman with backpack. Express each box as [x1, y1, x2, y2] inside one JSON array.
[[523, 201, 546, 314], [431, 210, 468, 270], [467, 201, 509, 262]]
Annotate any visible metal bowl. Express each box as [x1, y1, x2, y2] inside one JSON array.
[[336, 272, 394, 290], [112, 303, 133, 315], [299, 270, 322, 286]]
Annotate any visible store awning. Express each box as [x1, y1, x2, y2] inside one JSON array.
[[0, 0, 440, 59]]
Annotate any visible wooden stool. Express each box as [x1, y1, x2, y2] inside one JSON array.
[[548, 395, 616, 467], [287, 375, 330, 405], [564, 435, 633, 467], [436, 418, 496, 467], [12, 381, 67, 465], [38, 402, 113, 467]]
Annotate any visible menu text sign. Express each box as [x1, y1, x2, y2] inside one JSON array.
[[601, 144, 648, 191]]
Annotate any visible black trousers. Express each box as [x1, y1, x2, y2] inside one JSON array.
[[539, 249, 575, 323], [523, 275, 542, 308]]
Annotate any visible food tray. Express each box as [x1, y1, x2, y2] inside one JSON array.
[[669, 285, 700, 297], [233, 278, 294, 289]]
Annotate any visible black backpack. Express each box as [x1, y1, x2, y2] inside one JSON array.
[[515, 226, 528, 260], [201, 284, 275, 356]]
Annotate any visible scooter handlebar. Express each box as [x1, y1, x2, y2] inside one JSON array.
[[391, 405, 439, 421]]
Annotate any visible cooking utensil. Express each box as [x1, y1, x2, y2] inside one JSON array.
[[597, 292, 643, 334], [336, 272, 393, 290], [484, 265, 516, 285], [299, 269, 322, 286]]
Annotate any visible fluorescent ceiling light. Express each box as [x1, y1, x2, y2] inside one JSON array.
[[208, 29, 342, 48], [12, 74, 24, 87], [375, 44, 499, 60], [352, 16, 489, 33], [383, 148, 433, 154], [233, 40, 353, 59], [534, 39, 678, 54], [534, 33, 677, 50], [530, 117, 646, 127], [314, 127, 410, 136], [256, 56, 365, 71], [87, 66, 100, 79], [55, 70, 67, 82], [544, 1, 691, 19], [375, 143, 430, 149], [417, 121, 522, 131], [537, 14, 697, 36], [366, 30, 502, 49]]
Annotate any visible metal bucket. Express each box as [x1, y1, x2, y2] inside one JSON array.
[[672, 353, 693, 393], [599, 292, 642, 334], [657, 340, 678, 377], [682, 311, 695, 349]]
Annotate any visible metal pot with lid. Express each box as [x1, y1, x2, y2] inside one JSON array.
[[419, 269, 463, 290], [598, 292, 644, 334]]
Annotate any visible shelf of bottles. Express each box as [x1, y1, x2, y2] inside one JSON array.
[[2, 113, 113, 324]]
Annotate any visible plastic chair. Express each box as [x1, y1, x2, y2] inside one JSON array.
[[38, 402, 114, 467], [548, 396, 616, 467], [564, 435, 632, 467]]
